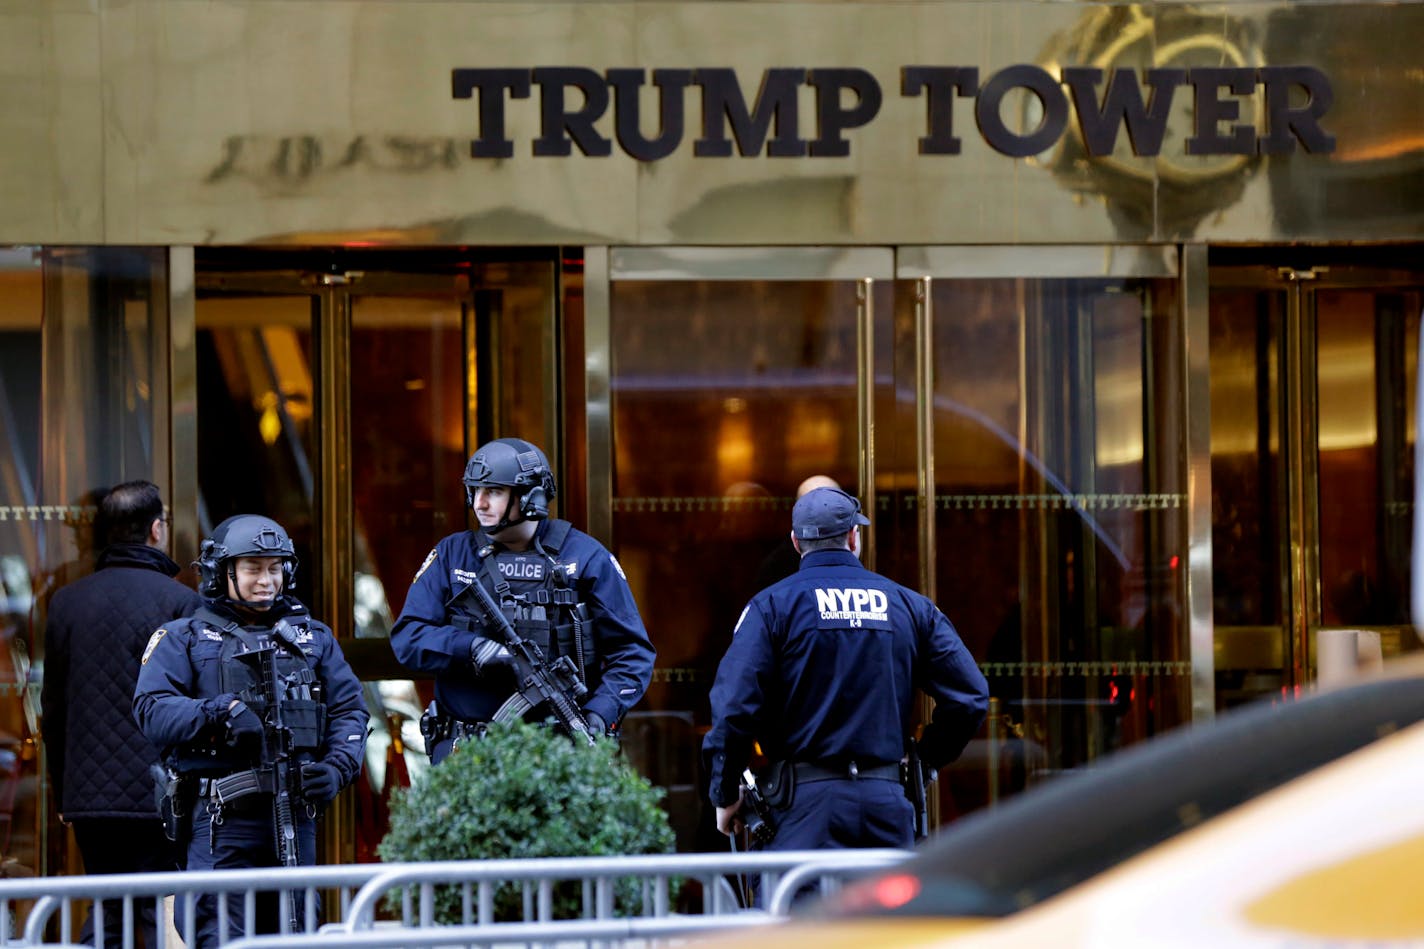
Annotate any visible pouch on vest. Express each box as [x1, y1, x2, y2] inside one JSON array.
[[284, 699, 327, 752]]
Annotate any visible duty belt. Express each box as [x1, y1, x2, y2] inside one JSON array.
[[196, 769, 276, 806], [793, 761, 901, 784], [419, 701, 488, 750]]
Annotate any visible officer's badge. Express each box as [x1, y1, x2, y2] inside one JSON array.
[[414, 547, 438, 581], [141, 628, 168, 665]]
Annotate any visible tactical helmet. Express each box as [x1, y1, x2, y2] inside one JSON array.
[[462, 437, 557, 522], [196, 514, 298, 601]]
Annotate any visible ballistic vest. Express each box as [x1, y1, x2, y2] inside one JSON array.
[[477, 519, 594, 684], [206, 606, 326, 755]]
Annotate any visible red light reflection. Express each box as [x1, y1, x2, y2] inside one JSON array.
[[872, 874, 922, 909]]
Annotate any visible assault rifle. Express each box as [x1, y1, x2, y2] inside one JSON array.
[[448, 578, 597, 746], [234, 624, 303, 931]]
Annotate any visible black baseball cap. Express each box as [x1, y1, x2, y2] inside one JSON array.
[[792, 487, 870, 539]]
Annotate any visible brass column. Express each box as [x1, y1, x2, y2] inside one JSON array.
[[315, 278, 355, 868]]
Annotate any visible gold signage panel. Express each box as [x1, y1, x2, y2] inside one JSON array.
[[0, 1, 1419, 245]]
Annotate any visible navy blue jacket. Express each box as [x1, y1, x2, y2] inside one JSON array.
[[703, 549, 990, 807], [391, 520, 655, 727], [41, 543, 202, 819], [132, 597, 368, 788]]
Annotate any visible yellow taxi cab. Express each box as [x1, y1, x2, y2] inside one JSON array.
[[693, 656, 1424, 948]]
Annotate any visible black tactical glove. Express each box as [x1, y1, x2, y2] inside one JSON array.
[[300, 761, 342, 804], [469, 635, 512, 675], [584, 711, 608, 739], [225, 701, 263, 752]]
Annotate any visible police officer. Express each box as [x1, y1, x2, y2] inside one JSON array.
[[133, 515, 368, 947], [392, 437, 655, 763], [703, 487, 990, 851]]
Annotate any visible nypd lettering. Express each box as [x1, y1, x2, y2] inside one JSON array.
[[814, 587, 890, 628]]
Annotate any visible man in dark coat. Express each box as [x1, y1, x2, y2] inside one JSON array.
[[41, 480, 200, 948]]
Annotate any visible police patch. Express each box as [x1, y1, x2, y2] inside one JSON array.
[[733, 604, 750, 635], [141, 628, 167, 665], [608, 555, 625, 580], [414, 547, 438, 581]]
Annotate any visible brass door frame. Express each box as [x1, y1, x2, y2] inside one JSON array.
[[190, 267, 470, 655], [1209, 264, 1423, 689]]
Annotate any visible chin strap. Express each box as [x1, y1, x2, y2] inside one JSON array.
[[486, 491, 528, 535]]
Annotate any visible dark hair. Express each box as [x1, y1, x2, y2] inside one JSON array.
[[99, 480, 164, 547], [798, 532, 851, 554]]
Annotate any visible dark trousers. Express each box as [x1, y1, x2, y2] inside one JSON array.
[[744, 778, 913, 909], [182, 802, 318, 949], [71, 817, 180, 949], [767, 777, 915, 852]]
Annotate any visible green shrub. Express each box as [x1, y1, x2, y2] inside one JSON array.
[[377, 719, 677, 922]]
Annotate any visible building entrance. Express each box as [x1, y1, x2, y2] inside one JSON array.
[[1209, 253, 1423, 708], [598, 245, 1192, 844], [191, 248, 564, 866]]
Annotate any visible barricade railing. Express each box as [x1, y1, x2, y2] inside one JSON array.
[[0, 850, 911, 948], [341, 850, 909, 930], [224, 914, 779, 949], [4, 863, 382, 948]]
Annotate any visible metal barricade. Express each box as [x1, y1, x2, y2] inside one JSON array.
[[0, 849, 911, 948], [339, 850, 910, 930], [0, 863, 383, 948], [224, 915, 779, 948]]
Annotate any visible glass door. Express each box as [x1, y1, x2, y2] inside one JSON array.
[[897, 246, 1192, 817], [193, 250, 559, 864], [599, 247, 894, 852], [1209, 261, 1422, 708]]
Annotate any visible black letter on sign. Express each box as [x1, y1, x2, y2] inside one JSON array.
[[1258, 66, 1335, 155], [976, 65, 1068, 158], [531, 67, 612, 157], [807, 68, 882, 157], [452, 68, 531, 159], [902, 67, 979, 155], [1063, 67, 1186, 157], [608, 69, 693, 161], [1185, 68, 1256, 156], [693, 68, 808, 157]]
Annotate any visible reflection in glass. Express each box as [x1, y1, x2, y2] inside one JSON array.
[[0, 249, 42, 876], [351, 295, 466, 640], [928, 277, 1188, 813], [349, 294, 466, 859], [1315, 289, 1420, 630], [610, 279, 871, 852], [21, 248, 171, 877], [195, 295, 317, 605]]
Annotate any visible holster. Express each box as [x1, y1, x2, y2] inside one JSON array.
[[757, 760, 796, 810], [152, 764, 196, 843], [418, 700, 487, 759]]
